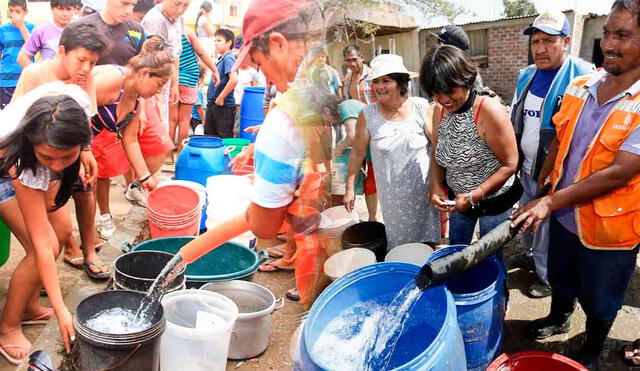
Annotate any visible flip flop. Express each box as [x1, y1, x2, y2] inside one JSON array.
[[258, 259, 294, 273], [266, 247, 285, 258], [84, 261, 111, 280], [621, 339, 640, 367], [286, 288, 300, 302], [94, 240, 107, 253], [0, 344, 30, 365], [21, 309, 54, 325], [63, 256, 84, 270]]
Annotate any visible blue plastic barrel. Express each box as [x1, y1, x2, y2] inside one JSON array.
[[239, 87, 265, 142], [175, 136, 230, 230], [303, 262, 466, 370], [426, 245, 506, 371]]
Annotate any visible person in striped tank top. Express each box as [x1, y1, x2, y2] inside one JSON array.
[[169, 28, 219, 153]]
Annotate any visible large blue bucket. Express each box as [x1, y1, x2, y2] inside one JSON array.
[[175, 136, 230, 230], [426, 245, 506, 370], [303, 262, 466, 370], [239, 87, 265, 143]]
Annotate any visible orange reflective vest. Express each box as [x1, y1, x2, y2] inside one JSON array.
[[550, 76, 640, 250]]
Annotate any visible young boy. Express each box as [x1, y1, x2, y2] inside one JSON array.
[[0, 0, 34, 108], [205, 28, 237, 138], [17, 0, 75, 67], [191, 65, 206, 135]]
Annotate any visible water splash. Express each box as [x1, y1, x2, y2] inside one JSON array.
[[135, 254, 186, 322], [85, 308, 152, 334], [311, 282, 423, 370]]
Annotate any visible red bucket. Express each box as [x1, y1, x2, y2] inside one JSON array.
[[487, 351, 589, 371], [146, 185, 201, 238]]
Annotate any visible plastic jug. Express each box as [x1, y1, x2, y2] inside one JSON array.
[[176, 137, 230, 186], [239, 87, 265, 142], [159, 290, 238, 371]]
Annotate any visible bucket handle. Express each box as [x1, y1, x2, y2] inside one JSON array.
[[120, 242, 133, 253], [258, 249, 269, 264], [274, 297, 285, 311], [181, 138, 190, 147], [224, 145, 236, 156]]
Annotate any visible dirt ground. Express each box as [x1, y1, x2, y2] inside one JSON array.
[[1, 192, 640, 370]]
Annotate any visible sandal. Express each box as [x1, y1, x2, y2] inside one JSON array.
[[286, 288, 300, 302], [265, 246, 285, 258], [621, 339, 640, 367], [258, 259, 294, 273], [0, 344, 30, 365], [21, 309, 54, 325], [84, 261, 111, 280], [63, 256, 84, 270], [94, 240, 108, 253]]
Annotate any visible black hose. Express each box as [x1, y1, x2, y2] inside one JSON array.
[[416, 183, 552, 290]]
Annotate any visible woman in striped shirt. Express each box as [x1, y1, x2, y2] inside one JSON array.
[[170, 28, 219, 153]]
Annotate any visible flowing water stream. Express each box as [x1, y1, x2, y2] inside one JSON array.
[[134, 254, 187, 323], [312, 283, 423, 371]]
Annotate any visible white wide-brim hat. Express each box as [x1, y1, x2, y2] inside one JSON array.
[[365, 54, 419, 81]]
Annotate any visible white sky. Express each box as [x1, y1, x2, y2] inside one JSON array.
[[422, 0, 614, 27]]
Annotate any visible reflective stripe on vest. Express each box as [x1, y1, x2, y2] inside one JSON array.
[[550, 76, 640, 250]]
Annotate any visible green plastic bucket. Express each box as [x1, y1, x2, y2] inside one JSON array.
[[223, 138, 251, 158], [131, 237, 268, 286], [0, 219, 10, 267]]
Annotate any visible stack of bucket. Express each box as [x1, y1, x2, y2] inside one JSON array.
[[147, 185, 202, 238], [206, 175, 254, 246]]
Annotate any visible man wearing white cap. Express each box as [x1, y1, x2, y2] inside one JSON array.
[[511, 10, 593, 299]]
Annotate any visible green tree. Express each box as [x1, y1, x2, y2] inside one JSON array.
[[503, 0, 537, 17]]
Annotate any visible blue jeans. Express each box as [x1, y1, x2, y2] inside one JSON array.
[[0, 177, 15, 205], [449, 209, 512, 245], [519, 171, 550, 284], [548, 216, 639, 321]]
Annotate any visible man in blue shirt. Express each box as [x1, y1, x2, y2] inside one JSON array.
[[205, 28, 237, 138], [511, 11, 593, 299], [0, 0, 34, 109]]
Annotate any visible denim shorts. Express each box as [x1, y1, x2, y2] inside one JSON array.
[[0, 177, 16, 204]]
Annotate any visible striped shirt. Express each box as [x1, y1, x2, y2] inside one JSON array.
[[0, 21, 35, 87], [178, 34, 199, 88]]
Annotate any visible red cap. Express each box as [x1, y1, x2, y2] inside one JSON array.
[[232, 0, 313, 72]]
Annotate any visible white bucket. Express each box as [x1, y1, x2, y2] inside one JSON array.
[[205, 175, 255, 246], [160, 290, 239, 371], [384, 243, 434, 266], [323, 248, 376, 281], [317, 206, 359, 238]]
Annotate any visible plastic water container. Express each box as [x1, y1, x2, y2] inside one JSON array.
[[239, 87, 265, 142], [160, 290, 239, 371], [427, 245, 506, 371], [323, 248, 376, 281], [303, 262, 466, 370], [146, 185, 201, 238], [176, 136, 230, 186], [488, 351, 589, 371], [206, 175, 254, 246], [157, 180, 207, 232], [384, 243, 434, 266], [0, 219, 10, 267]]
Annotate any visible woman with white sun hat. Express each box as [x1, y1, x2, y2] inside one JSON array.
[[344, 54, 441, 249]]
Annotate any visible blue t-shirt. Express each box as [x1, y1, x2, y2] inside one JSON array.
[[192, 87, 205, 121], [530, 67, 559, 98], [0, 21, 35, 87], [207, 51, 236, 106]]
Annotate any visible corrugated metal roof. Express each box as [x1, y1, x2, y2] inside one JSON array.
[[422, 9, 579, 30]]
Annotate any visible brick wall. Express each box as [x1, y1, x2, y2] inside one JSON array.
[[484, 24, 531, 101], [420, 19, 536, 103]]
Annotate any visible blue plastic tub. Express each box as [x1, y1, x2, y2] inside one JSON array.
[[239, 87, 265, 142], [303, 262, 466, 370], [176, 136, 230, 186], [426, 245, 506, 371]]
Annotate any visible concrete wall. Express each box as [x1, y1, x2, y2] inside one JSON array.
[[580, 15, 606, 64]]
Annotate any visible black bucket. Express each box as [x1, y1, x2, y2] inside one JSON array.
[[113, 251, 186, 294], [73, 290, 165, 371], [341, 221, 388, 262]]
